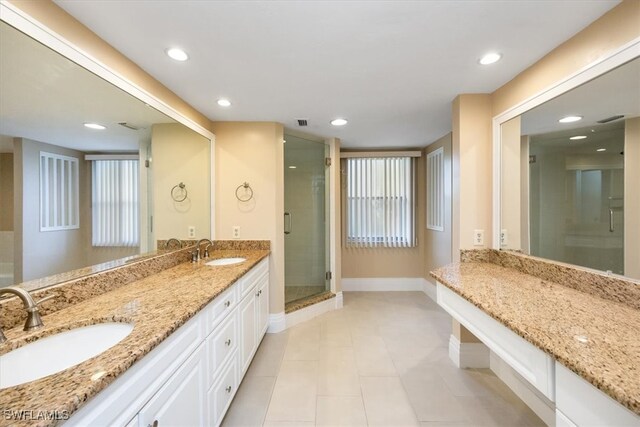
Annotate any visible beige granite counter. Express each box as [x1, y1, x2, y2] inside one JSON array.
[[431, 258, 640, 416], [0, 248, 269, 427]]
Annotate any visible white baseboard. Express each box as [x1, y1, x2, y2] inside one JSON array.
[[335, 291, 344, 308], [448, 334, 490, 368], [342, 277, 425, 291], [267, 312, 286, 333], [490, 351, 556, 426], [285, 294, 342, 330], [422, 278, 437, 302]]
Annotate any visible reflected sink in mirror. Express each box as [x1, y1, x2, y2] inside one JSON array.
[[205, 257, 247, 266], [0, 322, 134, 389]]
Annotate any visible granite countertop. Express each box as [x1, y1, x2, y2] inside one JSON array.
[[0, 249, 269, 427], [431, 261, 640, 416]]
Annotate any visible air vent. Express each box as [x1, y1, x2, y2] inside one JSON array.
[[118, 122, 141, 131], [597, 115, 624, 124], [296, 118, 308, 127]]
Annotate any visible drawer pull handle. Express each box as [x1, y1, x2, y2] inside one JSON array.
[[225, 339, 232, 346], [225, 300, 231, 307], [226, 385, 232, 393], [256, 292, 260, 297]]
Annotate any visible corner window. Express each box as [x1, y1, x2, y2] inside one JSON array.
[[39, 152, 79, 231]]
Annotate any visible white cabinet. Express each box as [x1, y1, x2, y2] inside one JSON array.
[[66, 256, 270, 427], [138, 344, 206, 427]]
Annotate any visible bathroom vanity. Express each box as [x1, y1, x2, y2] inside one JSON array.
[[0, 245, 270, 427], [432, 250, 640, 427]]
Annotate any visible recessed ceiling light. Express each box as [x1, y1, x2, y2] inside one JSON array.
[[288, 166, 297, 169], [597, 148, 606, 152], [559, 115, 583, 123], [217, 99, 231, 107], [479, 52, 502, 65], [331, 118, 348, 126], [84, 123, 106, 130], [569, 135, 587, 140], [166, 48, 189, 61]]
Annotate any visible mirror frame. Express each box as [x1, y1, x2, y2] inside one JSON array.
[[492, 36, 640, 251], [1, 2, 216, 244]]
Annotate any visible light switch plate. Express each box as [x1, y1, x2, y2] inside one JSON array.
[[473, 229, 484, 246]]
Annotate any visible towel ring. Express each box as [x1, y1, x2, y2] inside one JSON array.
[[235, 182, 253, 202], [171, 182, 188, 202]]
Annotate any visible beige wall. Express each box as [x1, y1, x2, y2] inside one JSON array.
[[0, 153, 13, 231], [625, 117, 640, 280], [5, 0, 213, 134], [213, 122, 285, 313], [492, 0, 640, 117], [452, 94, 493, 258], [341, 155, 426, 279], [500, 116, 522, 250], [152, 123, 211, 243], [424, 133, 453, 281]]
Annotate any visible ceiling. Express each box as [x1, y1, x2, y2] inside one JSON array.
[[0, 21, 175, 153], [54, 0, 620, 149]]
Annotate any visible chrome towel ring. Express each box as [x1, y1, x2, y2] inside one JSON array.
[[235, 182, 253, 202], [171, 182, 188, 202]]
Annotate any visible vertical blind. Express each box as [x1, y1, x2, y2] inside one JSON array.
[[346, 157, 416, 247], [91, 160, 139, 247], [39, 152, 80, 231], [426, 147, 445, 231]]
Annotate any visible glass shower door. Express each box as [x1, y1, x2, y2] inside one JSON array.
[[283, 134, 330, 305]]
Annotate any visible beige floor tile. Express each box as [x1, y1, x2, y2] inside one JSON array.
[[317, 348, 361, 396], [455, 396, 545, 426], [221, 376, 276, 427], [246, 332, 289, 377], [353, 335, 397, 376], [360, 376, 420, 426], [263, 422, 315, 427], [316, 396, 368, 426], [264, 360, 318, 422]]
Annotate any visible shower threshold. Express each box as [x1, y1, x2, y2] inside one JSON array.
[[285, 291, 335, 314]]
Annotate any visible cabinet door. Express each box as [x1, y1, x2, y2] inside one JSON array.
[[257, 274, 269, 340], [138, 344, 206, 427], [239, 290, 257, 375]]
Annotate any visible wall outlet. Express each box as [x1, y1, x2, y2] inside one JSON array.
[[188, 226, 196, 238], [473, 229, 484, 246], [232, 226, 240, 239], [500, 229, 508, 246]]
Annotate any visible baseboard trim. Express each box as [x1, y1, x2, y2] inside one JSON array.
[[490, 351, 555, 426], [267, 312, 286, 333], [285, 295, 342, 330], [335, 291, 344, 308], [422, 278, 437, 302], [448, 334, 490, 368], [342, 277, 425, 292]]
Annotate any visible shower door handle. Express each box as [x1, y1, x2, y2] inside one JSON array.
[[609, 208, 615, 232], [284, 212, 292, 235]]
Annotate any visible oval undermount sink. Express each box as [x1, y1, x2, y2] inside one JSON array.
[[205, 257, 247, 266], [0, 322, 134, 389]]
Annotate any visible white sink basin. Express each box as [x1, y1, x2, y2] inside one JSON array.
[[205, 257, 247, 266], [0, 322, 133, 389]]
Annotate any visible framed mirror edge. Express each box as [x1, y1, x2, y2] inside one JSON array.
[[0, 1, 216, 243], [491, 35, 640, 250]]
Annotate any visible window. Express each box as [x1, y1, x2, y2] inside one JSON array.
[[346, 156, 416, 247], [39, 152, 79, 231], [426, 147, 444, 231], [91, 159, 139, 247]]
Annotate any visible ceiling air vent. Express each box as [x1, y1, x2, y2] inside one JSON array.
[[118, 122, 141, 130], [597, 115, 624, 124], [296, 118, 308, 127]]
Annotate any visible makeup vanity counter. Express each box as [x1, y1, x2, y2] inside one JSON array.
[[0, 245, 270, 427], [431, 250, 640, 426]]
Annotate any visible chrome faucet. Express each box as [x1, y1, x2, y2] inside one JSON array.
[[194, 239, 214, 261], [164, 238, 182, 249], [0, 287, 53, 343]]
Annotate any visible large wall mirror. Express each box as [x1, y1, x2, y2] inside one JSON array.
[[499, 52, 640, 280], [0, 21, 212, 289]]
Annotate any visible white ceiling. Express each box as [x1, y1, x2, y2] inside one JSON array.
[[0, 21, 175, 153], [54, 0, 620, 149]]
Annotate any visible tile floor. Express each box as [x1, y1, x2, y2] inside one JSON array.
[[285, 285, 327, 304], [223, 292, 544, 427]]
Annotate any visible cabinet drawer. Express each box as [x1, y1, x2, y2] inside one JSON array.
[[206, 285, 238, 335], [437, 283, 555, 401], [207, 313, 238, 388], [208, 356, 239, 427], [240, 258, 269, 298]]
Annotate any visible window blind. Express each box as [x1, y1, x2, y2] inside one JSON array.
[[39, 152, 80, 231], [91, 160, 139, 247], [346, 157, 416, 247], [427, 147, 444, 231]]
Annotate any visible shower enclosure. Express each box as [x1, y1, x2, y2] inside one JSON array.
[[283, 134, 330, 306]]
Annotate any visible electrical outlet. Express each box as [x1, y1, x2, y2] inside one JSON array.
[[232, 226, 240, 239], [501, 229, 508, 246], [473, 229, 484, 246], [188, 226, 196, 238]]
